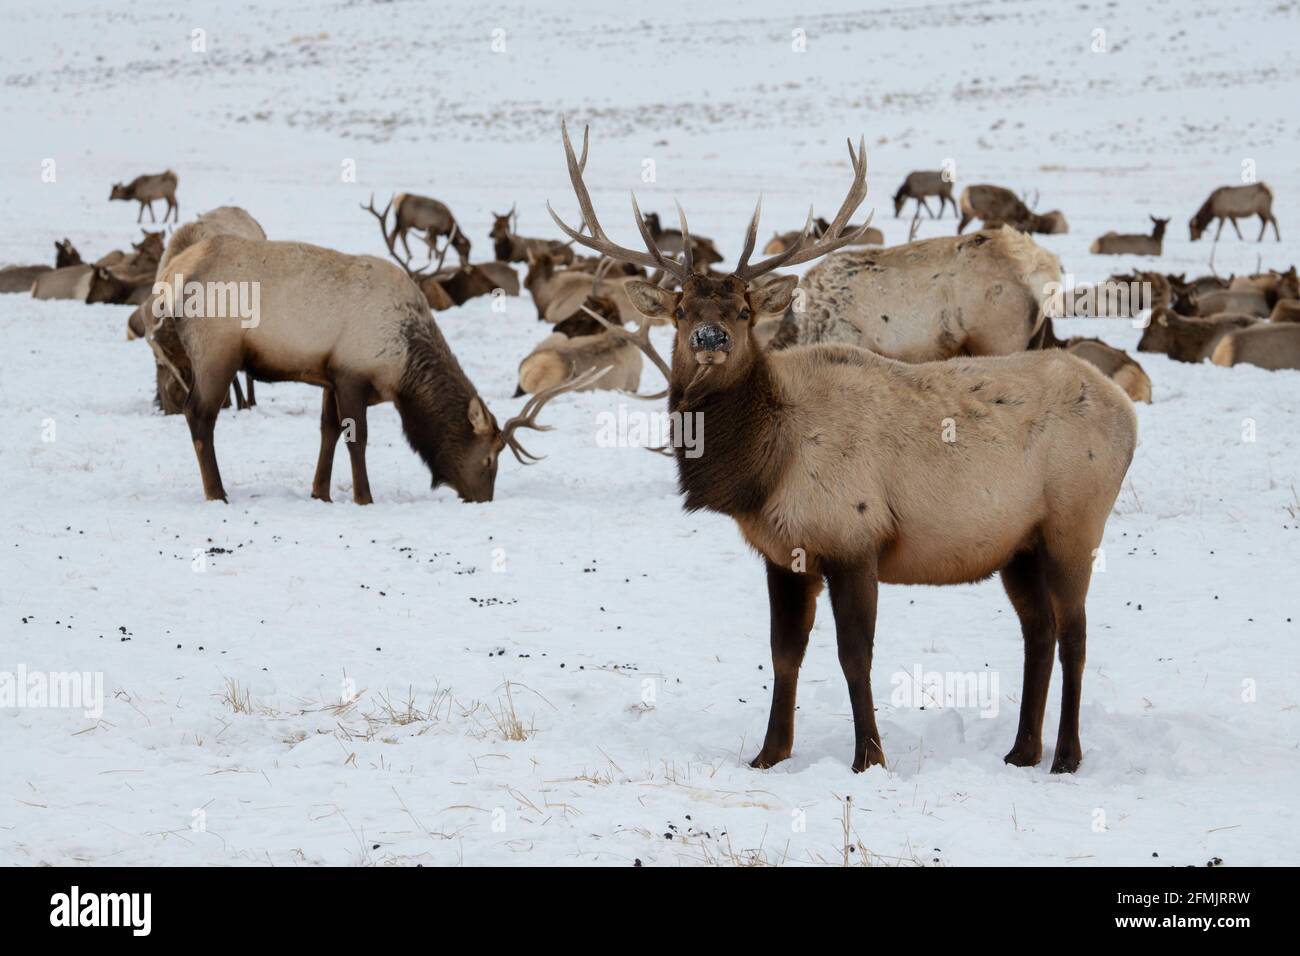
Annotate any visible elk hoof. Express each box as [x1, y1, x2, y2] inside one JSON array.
[[311, 490, 332, 503], [749, 748, 790, 770], [1003, 744, 1042, 768], [851, 748, 887, 774], [1049, 747, 1082, 775]]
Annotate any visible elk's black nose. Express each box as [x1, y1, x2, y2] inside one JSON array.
[[689, 324, 731, 352]]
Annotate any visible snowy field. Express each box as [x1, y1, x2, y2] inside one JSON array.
[[1, 0, 1298, 866]]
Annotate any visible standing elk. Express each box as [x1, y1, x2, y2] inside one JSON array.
[[109, 170, 179, 223], [490, 206, 575, 263], [1090, 216, 1169, 256], [958, 184, 1067, 235], [161, 233, 602, 503], [893, 171, 956, 218], [1189, 183, 1279, 242], [774, 225, 1061, 360], [550, 121, 1136, 774], [391, 192, 471, 265]]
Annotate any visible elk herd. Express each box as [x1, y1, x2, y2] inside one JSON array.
[[2, 138, 1295, 775]]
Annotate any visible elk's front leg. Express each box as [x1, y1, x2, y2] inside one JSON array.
[[824, 560, 886, 772], [334, 379, 373, 505], [311, 386, 341, 502], [750, 560, 821, 769]]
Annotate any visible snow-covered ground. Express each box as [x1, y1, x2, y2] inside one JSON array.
[[1, 0, 1297, 866]]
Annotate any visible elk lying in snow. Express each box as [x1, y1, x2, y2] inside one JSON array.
[[1189, 183, 1279, 242], [1063, 338, 1152, 403], [763, 216, 882, 254], [1137, 307, 1258, 363], [774, 225, 1061, 360], [1090, 216, 1168, 256], [1193, 287, 1270, 318], [515, 328, 642, 396], [550, 122, 1136, 774], [56, 239, 82, 267], [1164, 272, 1226, 313], [893, 171, 956, 218], [958, 185, 1067, 235], [162, 233, 601, 503], [0, 264, 51, 293], [1271, 299, 1300, 323], [32, 265, 93, 300], [490, 206, 574, 263], [1211, 323, 1300, 371], [392, 192, 470, 265], [1229, 267, 1299, 307], [110, 170, 179, 223], [642, 212, 724, 268]]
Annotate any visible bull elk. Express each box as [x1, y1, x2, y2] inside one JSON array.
[[958, 184, 1067, 235], [893, 171, 956, 218], [109, 170, 179, 223], [161, 233, 602, 503], [1090, 216, 1168, 256], [549, 121, 1137, 774], [1189, 183, 1279, 242], [775, 225, 1061, 360]]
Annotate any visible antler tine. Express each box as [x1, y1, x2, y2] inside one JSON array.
[[675, 200, 694, 275], [546, 120, 688, 279], [499, 365, 612, 464], [581, 304, 672, 383], [735, 206, 815, 280], [630, 193, 681, 275], [734, 196, 763, 274]]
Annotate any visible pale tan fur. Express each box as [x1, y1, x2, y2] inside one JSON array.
[[1194, 287, 1270, 318], [542, 272, 649, 326], [31, 265, 93, 300], [516, 331, 642, 395], [1065, 339, 1152, 403], [783, 226, 1060, 359], [959, 185, 1067, 235], [1211, 323, 1300, 371], [727, 346, 1136, 586], [763, 225, 882, 254]]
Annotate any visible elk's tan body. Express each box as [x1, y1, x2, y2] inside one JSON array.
[[893, 171, 956, 218], [1189, 183, 1279, 241], [958, 184, 1067, 235], [1211, 323, 1300, 371], [780, 226, 1060, 359], [31, 265, 93, 300], [1090, 217, 1168, 256], [110, 170, 179, 223], [1065, 338, 1152, 403], [516, 331, 642, 395]]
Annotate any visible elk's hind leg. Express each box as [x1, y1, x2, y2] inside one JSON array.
[[1042, 534, 1097, 774], [334, 378, 373, 505], [311, 386, 341, 502], [751, 560, 822, 769], [183, 352, 239, 502], [825, 560, 886, 772], [1000, 542, 1057, 767]]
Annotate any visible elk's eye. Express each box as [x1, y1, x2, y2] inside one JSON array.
[[674, 307, 685, 321], [739, 309, 752, 322]]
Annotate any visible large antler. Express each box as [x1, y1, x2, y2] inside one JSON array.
[[498, 365, 612, 464], [547, 119, 690, 282], [734, 136, 872, 281], [361, 194, 435, 279]]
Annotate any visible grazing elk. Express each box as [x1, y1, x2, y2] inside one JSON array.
[[893, 171, 956, 218], [391, 192, 470, 265], [1189, 183, 1279, 242], [763, 216, 882, 254], [1211, 323, 1300, 371], [958, 185, 1067, 235], [109, 170, 179, 223], [161, 233, 601, 503], [550, 122, 1136, 774], [1090, 216, 1168, 256], [490, 206, 575, 264], [142, 207, 269, 413], [774, 225, 1061, 360]]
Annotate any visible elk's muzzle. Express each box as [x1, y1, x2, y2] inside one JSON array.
[[689, 324, 731, 364]]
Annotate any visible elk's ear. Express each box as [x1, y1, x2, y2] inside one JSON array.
[[748, 275, 798, 317], [624, 280, 679, 320], [467, 396, 493, 436]]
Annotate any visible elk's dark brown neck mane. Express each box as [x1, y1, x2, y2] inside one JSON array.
[[1191, 200, 1214, 230], [670, 345, 789, 517], [396, 311, 478, 486]]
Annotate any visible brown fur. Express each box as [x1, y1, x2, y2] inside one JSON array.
[[958, 185, 1067, 235], [1189, 183, 1279, 241], [393, 192, 470, 265], [1064, 338, 1152, 403], [0, 265, 52, 294], [763, 217, 882, 254], [1193, 287, 1270, 318], [893, 171, 957, 218], [1137, 306, 1258, 362], [31, 265, 93, 300], [642, 212, 724, 267], [490, 211, 575, 264], [55, 239, 82, 268], [778, 226, 1060, 360], [109, 170, 178, 223], [1270, 298, 1300, 323], [1210, 322, 1300, 370], [1090, 216, 1168, 256]]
